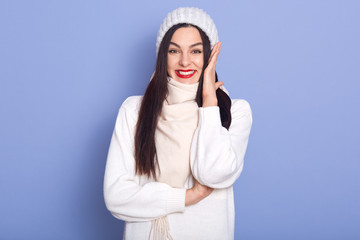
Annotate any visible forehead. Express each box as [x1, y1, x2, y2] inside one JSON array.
[[170, 26, 203, 46]]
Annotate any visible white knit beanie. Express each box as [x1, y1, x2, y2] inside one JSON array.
[[156, 7, 219, 55]]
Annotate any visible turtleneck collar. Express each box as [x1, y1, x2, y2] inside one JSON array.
[[166, 76, 199, 105]]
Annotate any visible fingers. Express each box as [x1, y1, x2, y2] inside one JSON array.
[[215, 81, 224, 90], [208, 42, 222, 68], [209, 42, 221, 60], [208, 42, 219, 62]]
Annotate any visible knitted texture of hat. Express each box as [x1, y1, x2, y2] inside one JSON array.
[[156, 7, 218, 55]]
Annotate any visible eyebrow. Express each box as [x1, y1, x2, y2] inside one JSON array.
[[169, 42, 203, 48]]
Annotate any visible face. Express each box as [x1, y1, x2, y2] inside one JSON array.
[[167, 26, 204, 84]]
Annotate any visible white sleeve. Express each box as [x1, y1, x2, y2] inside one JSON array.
[[190, 99, 253, 189], [103, 98, 186, 222]]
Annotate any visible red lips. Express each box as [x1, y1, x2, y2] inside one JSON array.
[[175, 69, 197, 78]]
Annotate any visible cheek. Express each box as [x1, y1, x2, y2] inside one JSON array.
[[167, 57, 176, 77], [195, 57, 204, 69], [167, 57, 176, 70]]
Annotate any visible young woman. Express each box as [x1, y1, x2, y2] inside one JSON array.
[[104, 7, 253, 240]]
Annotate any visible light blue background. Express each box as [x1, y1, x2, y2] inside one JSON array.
[[1, 0, 359, 239]]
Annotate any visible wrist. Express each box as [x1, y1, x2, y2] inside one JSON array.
[[202, 92, 218, 106], [202, 98, 218, 107]]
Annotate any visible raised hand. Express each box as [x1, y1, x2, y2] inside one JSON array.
[[202, 42, 224, 107]]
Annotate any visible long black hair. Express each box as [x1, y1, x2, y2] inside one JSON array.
[[134, 23, 232, 179]]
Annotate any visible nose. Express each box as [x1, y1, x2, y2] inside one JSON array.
[[179, 52, 191, 67]]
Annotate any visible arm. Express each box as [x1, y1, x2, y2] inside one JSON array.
[[103, 97, 186, 222], [185, 179, 213, 206], [190, 99, 253, 189]]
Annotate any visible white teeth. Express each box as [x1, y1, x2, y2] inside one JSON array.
[[178, 70, 195, 75]]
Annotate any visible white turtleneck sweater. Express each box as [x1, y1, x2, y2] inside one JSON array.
[[104, 78, 253, 240]]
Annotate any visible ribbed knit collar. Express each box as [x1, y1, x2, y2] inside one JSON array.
[[165, 76, 199, 105]]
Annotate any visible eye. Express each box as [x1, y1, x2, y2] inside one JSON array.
[[192, 49, 202, 54], [168, 49, 179, 54]]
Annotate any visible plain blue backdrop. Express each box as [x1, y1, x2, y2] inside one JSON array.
[[1, 0, 359, 239]]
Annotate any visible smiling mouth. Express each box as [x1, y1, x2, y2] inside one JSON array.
[[175, 70, 197, 78]]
